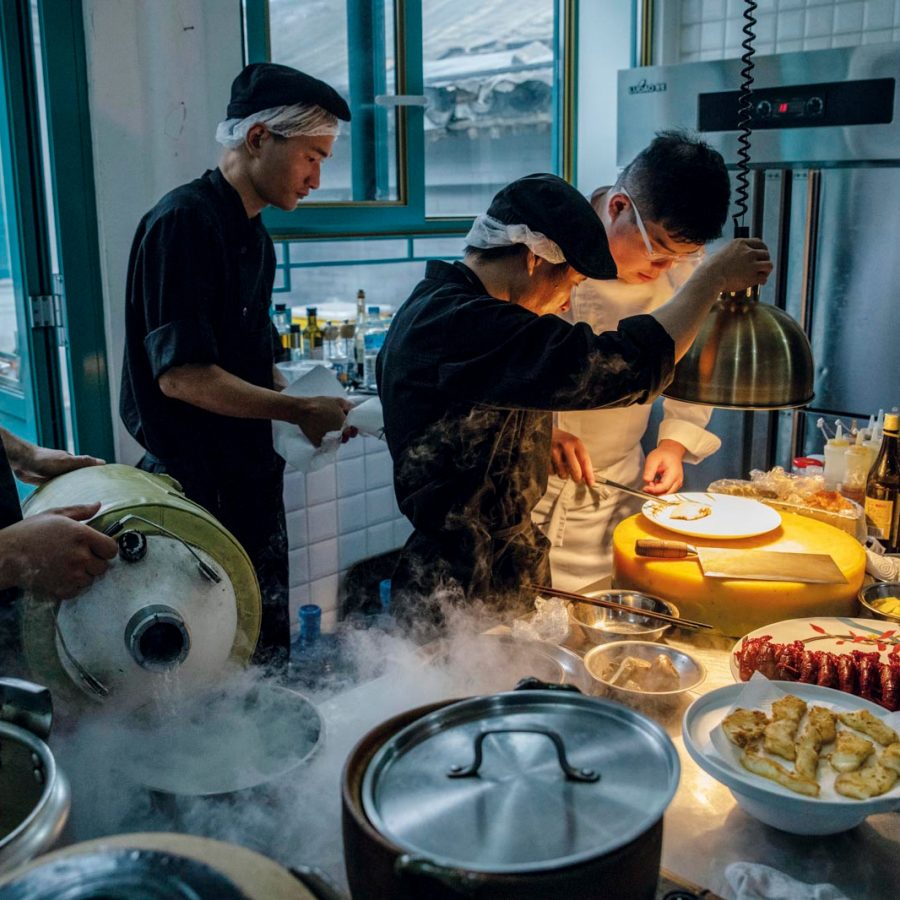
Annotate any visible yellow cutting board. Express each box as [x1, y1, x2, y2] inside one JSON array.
[[612, 510, 866, 637]]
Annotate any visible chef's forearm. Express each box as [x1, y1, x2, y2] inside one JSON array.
[[157, 363, 298, 422], [0, 425, 35, 468], [651, 267, 723, 361]]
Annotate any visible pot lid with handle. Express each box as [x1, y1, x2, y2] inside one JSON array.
[[360, 687, 679, 874]]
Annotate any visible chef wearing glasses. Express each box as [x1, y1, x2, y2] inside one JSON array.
[[532, 131, 731, 591]]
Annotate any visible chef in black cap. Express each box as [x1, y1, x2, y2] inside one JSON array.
[[377, 173, 772, 633], [120, 63, 354, 670]]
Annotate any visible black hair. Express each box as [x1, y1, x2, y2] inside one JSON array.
[[614, 129, 730, 244], [462, 244, 529, 263]]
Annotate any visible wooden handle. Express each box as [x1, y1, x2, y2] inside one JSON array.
[[635, 539, 694, 558]]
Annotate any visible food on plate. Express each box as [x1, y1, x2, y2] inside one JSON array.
[[722, 708, 770, 748], [873, 596, 900, 616], [764, 718, 800, 760], [830, 731, 875, 773], [834, 763, 899, 799], [740, 748, 820, 796], [837, 709, 899, 746], [602, 652, 681, 692], [794, 722, 823, 780], [733, 636, 900, 711], [805, 490, 855, 513], [666, 501, 712, 521], [772, 694, 807, 723], [881, 743, 900, 774], [808, 706, 837, 743]]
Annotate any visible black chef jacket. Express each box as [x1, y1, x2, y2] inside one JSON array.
[[119, 167, 289, 665], [120, 167, 279, 474], [377, 260, 675, 626]]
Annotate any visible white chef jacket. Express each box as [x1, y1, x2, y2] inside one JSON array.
[[531, 265, 721, 590]]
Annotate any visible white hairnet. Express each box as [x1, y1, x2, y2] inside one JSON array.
[[215, 103, 341, 148], [464, 214, 566, 265]]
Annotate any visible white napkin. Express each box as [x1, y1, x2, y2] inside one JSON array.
[[273, 365, 385, 473], [725, 862, 849, 900]]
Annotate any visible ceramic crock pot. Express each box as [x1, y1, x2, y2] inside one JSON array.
[[342, 685, 680, 899]]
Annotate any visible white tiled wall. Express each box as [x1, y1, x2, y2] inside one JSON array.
[[283, 435, 412, 632], [670, 0, 900, 63]]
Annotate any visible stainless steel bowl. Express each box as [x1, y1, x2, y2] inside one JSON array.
[[569, 591, 679, 645], [583, 641, 706, 704], [858, 581, 900, 624]]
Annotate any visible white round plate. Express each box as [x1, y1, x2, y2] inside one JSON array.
[[730, 616, 900, 682], [640, 491, 781, 540]]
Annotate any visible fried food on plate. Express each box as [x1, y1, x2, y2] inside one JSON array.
[[722, 708, 770, 749], [772, 694, 807, 723], [794, 722, 824, 781], [666, 501, 712, 521], [834, 763, 899, 800], [838, 709, 899, 746], [881, 743, 900, 775], [830, 731, 875, 773], [740, 749, 820, 797], [764, 717, 800, 761], [808, 706, 837, 744]]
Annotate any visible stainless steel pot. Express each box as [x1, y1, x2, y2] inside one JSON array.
[[0, 679, 70, 873], [342, 684, 679, 899]]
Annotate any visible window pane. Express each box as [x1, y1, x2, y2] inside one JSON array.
[[422, 0, 557, 216], [268, 0, 399, 203], [0, 159, 20, 387]]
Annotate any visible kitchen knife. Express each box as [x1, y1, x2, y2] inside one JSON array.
[[634, 539, 847, 584]]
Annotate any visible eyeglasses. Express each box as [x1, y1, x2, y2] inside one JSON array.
[[619, 188, 705, 264]]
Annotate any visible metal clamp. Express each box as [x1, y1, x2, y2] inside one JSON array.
[[447, 727, 599, 782], [102, 514, 221, 583]]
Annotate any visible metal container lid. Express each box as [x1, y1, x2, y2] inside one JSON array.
[[361, 689, 679, 873]]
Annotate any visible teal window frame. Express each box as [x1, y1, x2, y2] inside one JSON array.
[[244, 0, 578, 241]]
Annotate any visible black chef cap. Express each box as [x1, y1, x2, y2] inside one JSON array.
[[486, 173, 617, 280], [227, 62, 351, 122]]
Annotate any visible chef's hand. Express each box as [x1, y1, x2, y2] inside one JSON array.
[[290, 395, 354, 447], [697, 238, 773, 293], [642, 440, 686, 495], [8, 443, 104, 486], [0, 502, 118, 599], [550, 428, 595, 487]]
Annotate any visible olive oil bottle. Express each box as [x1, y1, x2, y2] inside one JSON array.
[[303, 307, 324, 361], [865, 411, 900, 552]]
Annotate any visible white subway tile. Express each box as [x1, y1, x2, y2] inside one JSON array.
[[285, 509, 308, 548], [393, 517, 413, 546], [366, 486, 397, 526], [682, 0, 704, 26], [681, 23, 702, 53], [829, 31, 859, 47], [777, 9, 805, 40], [337, 456, 366, 498], [321, 606, 338, 633], [753, 0, 776, 12], [778, 0, 805, 9], [339, 530, 368, 570], [803, 6, 834, 38], [306, 465, 336, 506], [338, 435, 365, 459], [288, 547, 310, 588], [862, 28, 895, 43], [309, 538, 339, 580], [754, 41, 776, 55], [754, 12, 776, 42], [308, 502, 338, 543], [701, 18, 727, 50], [864, 0, 895, 29], [701, 0, 726, 20], [833, 1, 864, 33], [310, 574, 339, 612], [288, 584, 311, 634], [282, 470, 306, 511], [776, 38, 804, 53], [802, 35, 834, 50], [338, 494, 367, 532], [367, 522, 397, 557], [365, 451, 394, 489]]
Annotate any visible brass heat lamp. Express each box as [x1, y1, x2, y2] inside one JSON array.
[[662, 230, 815, 410]]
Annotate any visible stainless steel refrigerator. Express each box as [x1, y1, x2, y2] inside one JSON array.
[[616, 43, 900, 486]]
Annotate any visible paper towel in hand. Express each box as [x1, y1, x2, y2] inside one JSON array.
[[273, 365, 385, 473]]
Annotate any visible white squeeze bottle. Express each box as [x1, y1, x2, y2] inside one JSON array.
[[841, 430, 871, 505], [823, 420, 849, 490]]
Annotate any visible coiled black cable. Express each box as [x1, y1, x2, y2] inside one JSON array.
[[733, 0, 757, 234]]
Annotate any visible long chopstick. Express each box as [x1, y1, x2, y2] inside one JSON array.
[[526, 583, 713, 631]]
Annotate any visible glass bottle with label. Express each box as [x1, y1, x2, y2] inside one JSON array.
[[865, 411, 899, 552], [288, 323, 305, 361], [354, 290, 367, 380], [303, 307, 324, 361]]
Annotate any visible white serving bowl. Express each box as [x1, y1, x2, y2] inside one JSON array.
[[683, 681, 900, 835]]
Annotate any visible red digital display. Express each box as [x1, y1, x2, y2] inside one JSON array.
[[778, 102, 789, 113]]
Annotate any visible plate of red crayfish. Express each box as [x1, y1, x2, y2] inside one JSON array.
[[731, 617, 900, 711]]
